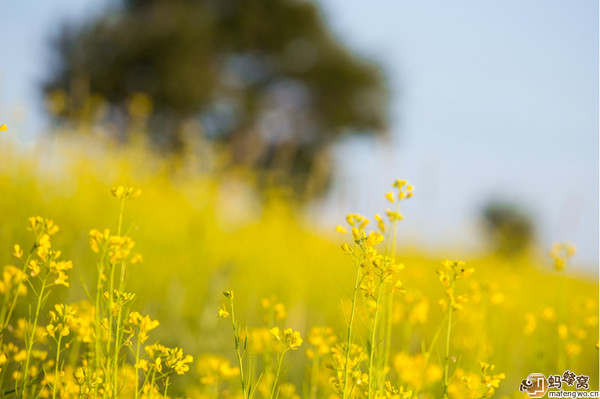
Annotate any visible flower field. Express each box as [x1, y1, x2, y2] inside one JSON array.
[[0, 133, 597, 398]]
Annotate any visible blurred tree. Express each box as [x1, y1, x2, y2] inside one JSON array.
[[481, 202, 536, 258], [43, 0, 388, 197]]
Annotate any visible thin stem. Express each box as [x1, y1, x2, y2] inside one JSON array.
[[134, 338, 141, 399], [557, 270, 568, 371], [106, 262, 116, 396], [163, 376, 170, 399], [269, 350, 286, 399], [117, 199, 125, 236], [229, 298, 246, 398], [442, 288, 454, 399], [113, 307, 122, 397], [379, 201, 401, 387], [94, 259, 104, 383], [106, 199, 125, 399], [52, 335, 63, 399], [368, 280, 384, 399], [342, 251, 363, 399], [21, 276, 48, 399], [149, 370, 156, 399]]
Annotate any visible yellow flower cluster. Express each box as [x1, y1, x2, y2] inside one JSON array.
[[0, 265, 27, 296], [261, 296, 287, 323], [549, 241, 576, 271], [73, 366, 104, 396], [329, 343, 367, 395], [459, 362, 506, 399], [143, 344, 194, 375], [46, 304, 78, 339], [393, 352, 442, 391], [306, 326, 337, 358], [437, 260, 475, 311], [127, 311, 159, 344], [197, 354, 240, 385], [110, 186, 142, 200], [269, 327, 303, 351], [0, 187, 200, 398], [89, 229, 137, 264], [375, 381, 413, 399]]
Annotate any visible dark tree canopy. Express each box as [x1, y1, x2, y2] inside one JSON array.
[[44, 0, 389, 196], [482, 202, 536, 258]]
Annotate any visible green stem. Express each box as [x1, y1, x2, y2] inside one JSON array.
[[117, 199, 125, 236], [342, 251, 363, 399], [149, 370, 156, 399], [52, 335, 63, 399], [106, 262, 116, 396], [112, 307, 122, 397], [230, 298, 246, 398], [442, 292, 454, 399], [163, 376, 170, 399], [21, 276, 48, 398], [94, 260, 104, 380], [557, 271, 568, 371], [379, 201, 401, 386], [269, 350, 286, 399], [134, 339, 141, 399], [368, 280, 384, 398]]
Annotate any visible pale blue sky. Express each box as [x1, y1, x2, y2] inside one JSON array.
[[1, 1, 598, 266]]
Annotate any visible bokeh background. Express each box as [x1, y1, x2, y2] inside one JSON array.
[[1, 0, 598, 265], [0, 1, 598, 398]]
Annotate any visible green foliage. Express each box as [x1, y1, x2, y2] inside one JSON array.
[[44, 0, 388, 196]]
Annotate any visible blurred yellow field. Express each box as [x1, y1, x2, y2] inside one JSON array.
[[0, 134, 596, 398]]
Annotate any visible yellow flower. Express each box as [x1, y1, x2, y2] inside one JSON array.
[[144, 344, 193, 375], [364, 232, 384, 248], [549, 242, 576, 271], [129, 312, 160, 343], [341, 243, 352, 254], [217, 304, 229, 319], [197, 354, 240, 385], [54, 271, 70, 287], [558, 323, 568, 339], [135, 359, 148, 371], [385, 191, 395, 203], [307, 326, 337, 356], [28, 260, 41, 277], [386, 209, 403, 222], [335, 225, 347, 234], [375, 213, 386, 232], [110, 186, 142, 200], [270, 327, 303, 351], [524, 313, 536, 336], [46, 304, 78, 339], [0, 124, 7, 131], [393, 180, 407, 188], [13, 244, 23, 259], [287, 330, 303, 350]]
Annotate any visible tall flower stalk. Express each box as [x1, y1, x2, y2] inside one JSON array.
[[437, 260, 474, 399]]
